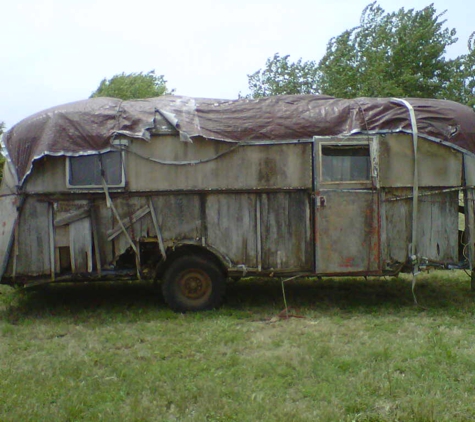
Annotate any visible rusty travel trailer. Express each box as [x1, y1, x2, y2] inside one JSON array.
[[1, 95, 475, 311]]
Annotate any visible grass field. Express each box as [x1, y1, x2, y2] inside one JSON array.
[[1, 271, 475, 421]]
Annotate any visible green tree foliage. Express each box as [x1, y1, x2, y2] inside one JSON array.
[[90, 70, 172, 100], [317, 2, 457, 98], [443, 32, 475, 108], [247, 2, 475, 108], [247, 53, 318, 98]]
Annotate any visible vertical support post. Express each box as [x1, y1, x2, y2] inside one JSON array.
[[90, 204, 102, 276], [464, 186, 475, 291], [256, 195, 262, 272], [311, 137, 319, 273], [48, 203, 55, 281]]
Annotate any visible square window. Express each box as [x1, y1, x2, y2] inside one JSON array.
[[68, 151, 124, 187], [321, 145, 370, 182]]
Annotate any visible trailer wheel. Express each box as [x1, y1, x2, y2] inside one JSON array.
[[162, 255, 226, 312]]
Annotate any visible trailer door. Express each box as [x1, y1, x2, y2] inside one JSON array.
[[313, 137, 380, 274]]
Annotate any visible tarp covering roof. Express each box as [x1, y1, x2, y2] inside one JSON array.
[[2, 94, 475, 185]]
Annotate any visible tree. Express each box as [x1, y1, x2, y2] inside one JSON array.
[[317, 2, 458, 99], [443, 32, 475, 108], [90, 70, 173, 100], [247, 53, 319, 98], [247, 2, 475, 107]]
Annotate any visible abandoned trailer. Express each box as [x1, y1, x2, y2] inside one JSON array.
[[1, 94, 475, 311]]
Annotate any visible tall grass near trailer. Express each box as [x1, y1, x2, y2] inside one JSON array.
[[1, 272, 475, 421]]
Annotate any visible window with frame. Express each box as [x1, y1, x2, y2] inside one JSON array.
[[321, 144, 371, 182], [67, 151, 124, 188]]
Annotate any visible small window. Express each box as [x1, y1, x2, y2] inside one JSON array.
[[321, 144, 370, 182], [68, 151, 124, 188]]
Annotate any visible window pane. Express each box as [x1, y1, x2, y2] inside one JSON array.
[[69, 151, 123, 187], [322, 145, 370, 182], [101, 152, 123, 185]]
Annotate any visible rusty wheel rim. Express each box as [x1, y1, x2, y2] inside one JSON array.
[[178, 269, 212, 300]]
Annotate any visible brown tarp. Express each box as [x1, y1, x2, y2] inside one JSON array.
[[2, 94, 475, 184]]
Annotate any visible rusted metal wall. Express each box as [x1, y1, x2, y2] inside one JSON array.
[[97, 191, 312, 272], [127, 138, 313, 191], [23, 138, 313, 194], [4, 133, 467, 280], [315, 191, 380, 274], [379, 134, 462, 187]]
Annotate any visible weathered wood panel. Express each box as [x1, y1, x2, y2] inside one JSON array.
[[260, 191, 312, 271], [206, 193, 257, 267], [14, 199, 51, 276]]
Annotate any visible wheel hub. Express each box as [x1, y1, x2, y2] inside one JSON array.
[[180, 271, 211, 300]]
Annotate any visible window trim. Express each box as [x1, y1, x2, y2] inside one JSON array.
[[66, 149, 126, 189], [315, 136, 378, 189]]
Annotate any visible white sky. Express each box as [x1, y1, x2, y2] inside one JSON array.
[[0, 0, 473, 128]]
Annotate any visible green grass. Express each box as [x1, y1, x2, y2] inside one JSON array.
[[1, 271, 475, 421]]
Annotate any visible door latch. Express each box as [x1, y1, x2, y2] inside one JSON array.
[[316, 196, 326, 208]]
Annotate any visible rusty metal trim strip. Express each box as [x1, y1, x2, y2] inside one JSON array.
[[384, 186, 467, 201]]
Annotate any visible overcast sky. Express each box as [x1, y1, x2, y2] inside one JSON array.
[[1, 0, 473, 128]]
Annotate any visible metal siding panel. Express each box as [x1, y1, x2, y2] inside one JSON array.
[[127, 142, 312, 191], [417, 191, 458, 262], [315, 191, 379, 273], [111, 197, 149, 257], [0, 196, 20, 279], [380, 135, 462, 187], [382, 188, 412, 264], [70, 218, 93, 273], [24, 156, 67, 193], [464, 155, 475, 186], [93, 200, 115, 268], [383, 188, 459, 265], [260, 191, 312, 270], [206, 193, 257, 266], [150, 195, 202, 243]]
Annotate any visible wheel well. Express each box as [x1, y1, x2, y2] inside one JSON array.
[[155, 245, 229, 281]]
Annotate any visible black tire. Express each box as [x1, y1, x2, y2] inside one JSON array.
[[162, 255, 226, 312]]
